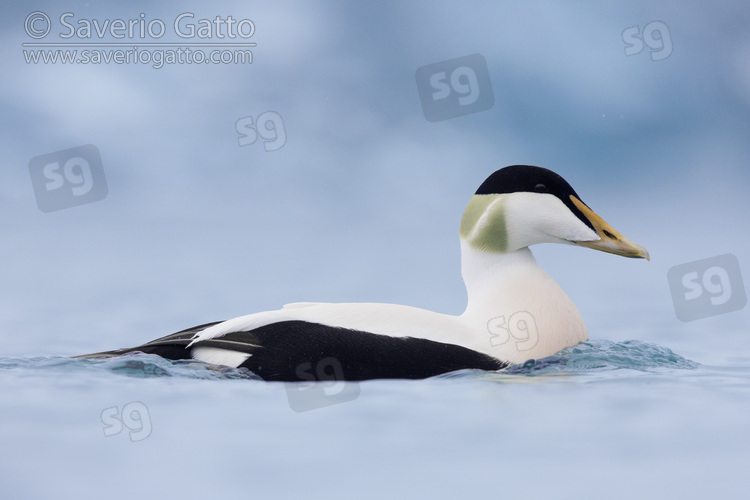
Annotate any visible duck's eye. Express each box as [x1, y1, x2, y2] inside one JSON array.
[[534, 183, 547, 192]]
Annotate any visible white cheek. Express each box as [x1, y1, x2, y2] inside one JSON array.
[[560, 219, 598, 242], [505, 193, 598, 247], [539, 200, 599, 242]]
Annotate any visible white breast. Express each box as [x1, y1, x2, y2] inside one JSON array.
[[460, 249, 587, 363]]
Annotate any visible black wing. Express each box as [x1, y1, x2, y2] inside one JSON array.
[[76, 320, 508, 381]]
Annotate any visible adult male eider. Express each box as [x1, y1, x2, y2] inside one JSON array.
[[78, 165, 649, 381]]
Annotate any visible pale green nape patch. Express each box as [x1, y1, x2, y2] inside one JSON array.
[[459, 194, 508, 253]]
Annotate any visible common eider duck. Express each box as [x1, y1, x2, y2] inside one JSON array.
[[78, 165, 649, 381]]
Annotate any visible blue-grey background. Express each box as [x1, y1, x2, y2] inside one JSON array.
[[2, 1, 749, 499]]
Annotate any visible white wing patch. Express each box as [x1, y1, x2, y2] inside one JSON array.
[[282, 302, 322, 309], [188, 310, 291, 346], [191, 347, 251, 368], [188, 302, 471, 351]]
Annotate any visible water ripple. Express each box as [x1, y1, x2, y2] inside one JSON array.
[[0, 353, 261, 381], [0, 339, 697, 382], [504, 339, 699, 375]]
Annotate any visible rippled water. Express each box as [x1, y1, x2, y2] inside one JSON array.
[[0, 338, 702, 381], [0, 353, 261, 380], [2, 338, 748, 499]]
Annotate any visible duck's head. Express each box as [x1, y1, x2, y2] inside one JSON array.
[[460, 165, 650, 260]]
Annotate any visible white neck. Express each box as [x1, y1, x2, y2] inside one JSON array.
[[458, 240, 589, 364]]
